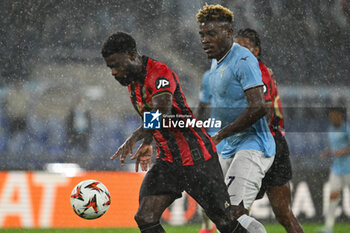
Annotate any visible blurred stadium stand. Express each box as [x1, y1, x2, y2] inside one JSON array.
[[0, 0, 349, 171]]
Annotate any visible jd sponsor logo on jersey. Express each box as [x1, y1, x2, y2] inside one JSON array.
[[155, 77, 170, 90], [143, 110, 161, 129]]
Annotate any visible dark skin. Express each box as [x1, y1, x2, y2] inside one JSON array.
[[235, 36, 305, 233], [233, 37, 272, 124], [199, 20, 266, 218], [196, 101, 211, 121]]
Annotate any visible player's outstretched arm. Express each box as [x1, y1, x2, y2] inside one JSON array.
[[334, 146, 350, 157], [110, 130, 139, 166], [110, 92, 173, 166], [110, 125, 151, 164]]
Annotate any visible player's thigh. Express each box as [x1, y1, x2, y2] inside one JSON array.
[[272, 133, 292, 182], [219, 155, 233, 176], [256, 135, 292, 200], [139, 160, 182, 201], [137, 161, 182, 223], [343, 173, 350, 187], [225, 150, 274, 209], [267, 183, 292, 212], [136, 194, 176, 223], [184, 156, 230, 220]]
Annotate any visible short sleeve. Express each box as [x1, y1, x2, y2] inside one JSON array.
[[145, 64, 176, 97], [199, 71, 211, 104], [236, 54, 263, 91]]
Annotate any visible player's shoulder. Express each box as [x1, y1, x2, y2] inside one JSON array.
[[259, 61, 273, 82], [203, 70, 210, 77], [148, 58, 170, 73], [201, 70, 211, 88], [259, 61, 274, 76], [202, 70, 210, 81], [228, 44, 258, 74], [232, 43, 256, 63], [146, 58, 173, 80]]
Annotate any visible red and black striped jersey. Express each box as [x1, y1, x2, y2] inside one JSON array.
[[259, 60, 285, 136], [127, 56, 216, 166]]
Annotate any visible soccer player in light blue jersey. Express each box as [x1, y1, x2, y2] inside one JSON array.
[[196, 4, 276, 233], [317, 106, 350, 233]]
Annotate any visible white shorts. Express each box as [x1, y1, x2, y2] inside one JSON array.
[[219, 150, 274, 209], [329, 172, 350, 192]]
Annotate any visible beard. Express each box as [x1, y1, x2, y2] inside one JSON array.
[[114, 76, 132, 86], [114, 64, 141, 86], [114, 71, 144, 86]]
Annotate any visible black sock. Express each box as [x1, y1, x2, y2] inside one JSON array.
[[138, 221, 165, 233], [218, 220, 247, 233]]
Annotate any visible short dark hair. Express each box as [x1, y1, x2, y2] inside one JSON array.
[[328, 98, 347, 118], [101, 32, 137, 58], [236, 28, 261, 57]]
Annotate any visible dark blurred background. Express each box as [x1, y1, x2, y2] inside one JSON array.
[[0, 0, 349, 171]]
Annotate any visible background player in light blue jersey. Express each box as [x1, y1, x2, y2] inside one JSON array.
[[317, 106, 350, 233], [196, 4, 275, 233]]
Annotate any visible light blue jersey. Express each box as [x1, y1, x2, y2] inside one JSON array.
[[328, 122, 350, 175], [199, 71, 211, 105], [207, 43, 275, 159], [200, 70, 223, 153]]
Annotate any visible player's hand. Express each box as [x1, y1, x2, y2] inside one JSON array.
[[211, 133, 223, 145], [110, 136, 137, 166], [320, 150, 329, 159], [131, 144, 153, 172]]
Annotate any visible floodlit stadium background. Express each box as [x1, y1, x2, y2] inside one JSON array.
[[0, 0, 350, 228]]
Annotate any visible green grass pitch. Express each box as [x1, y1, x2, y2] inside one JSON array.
[[0, 224, 349, 233]]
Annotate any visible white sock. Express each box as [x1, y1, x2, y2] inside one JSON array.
[[238, 214, 266, 233], [325, 199, 339, 229]]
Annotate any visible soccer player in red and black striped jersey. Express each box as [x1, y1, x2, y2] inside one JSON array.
[[235, 28, 305, 233], [101, 32, 248, 233]]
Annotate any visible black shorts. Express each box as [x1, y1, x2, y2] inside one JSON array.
[[256, 131, 292, 199], [139, 153, 231, 217]]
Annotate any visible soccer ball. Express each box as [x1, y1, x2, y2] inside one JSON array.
[[70, 180, 111, 219]]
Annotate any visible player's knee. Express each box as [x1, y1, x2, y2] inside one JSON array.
[[330, 191, 340, 200], [134, 211, 144, 225], [134, 210, 158, 225], [230, 204, 249, 219], [275, 210, 294, 227], [137, 221, 165, 233], [215, 219, 247, 233]]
